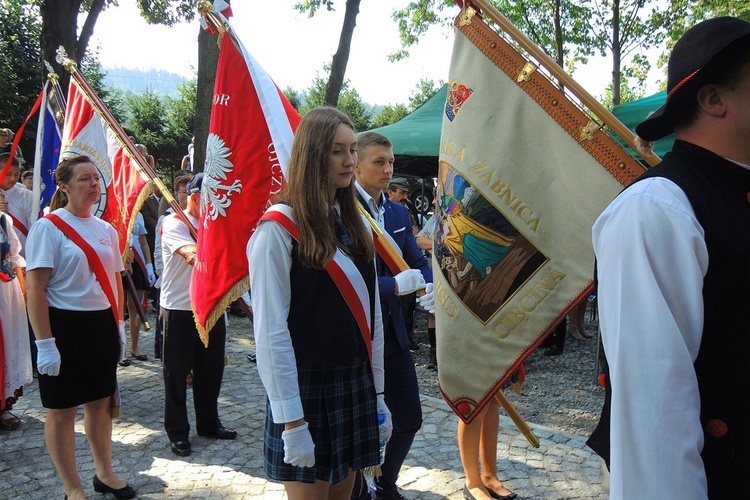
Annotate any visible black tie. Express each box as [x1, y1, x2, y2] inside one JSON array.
[[333, 210, 351, 251]]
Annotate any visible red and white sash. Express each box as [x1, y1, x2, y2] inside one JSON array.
[[45, 213, 119, 326], [260, 205, 373, 360]]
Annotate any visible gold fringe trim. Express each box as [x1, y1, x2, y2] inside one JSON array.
[[120, 180, 155, 265], [110, 405, 121, 419], [361, 465, 382, 477], [193, 277, 249, 347]]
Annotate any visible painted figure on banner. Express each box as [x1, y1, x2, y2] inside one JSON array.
[[435, 169, 545, 323]]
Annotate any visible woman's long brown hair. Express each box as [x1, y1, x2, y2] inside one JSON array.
[[285, 107, 374, 269]]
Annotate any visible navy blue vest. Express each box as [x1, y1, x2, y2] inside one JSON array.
[[590, 141, 750, 498], [286, 241, 377, 366]]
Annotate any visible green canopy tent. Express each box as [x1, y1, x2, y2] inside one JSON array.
[[612, 91, 674, 158], [365, 84, 447, 178]]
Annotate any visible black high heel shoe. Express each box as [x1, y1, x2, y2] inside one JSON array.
[[485, 484, 518, 500], [93, 475, 136, 499]]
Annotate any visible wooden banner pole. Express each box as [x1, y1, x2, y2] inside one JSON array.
[[466, 0, 661, 167]]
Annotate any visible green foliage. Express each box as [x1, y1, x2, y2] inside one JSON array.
[[0, 0, 42, 139], [80, 52, 127, 124], [408, 77, 444, 111], [294, 0, 336, 17], [300, 71, 372, 130], [126, 89, 167, 148], [165, 78, 197, 146], [391, 0, 453, 62], [371, 104, 409, 128], [283, 87, 303, 111], [136, 0, 196, 26]]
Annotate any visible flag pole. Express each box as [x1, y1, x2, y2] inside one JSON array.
[[54, 48, 197, 240], [31, 79, 50, 224], [494, 390, 540, 448], [356, 202, 427, 298], [464, 0, 660, 167]]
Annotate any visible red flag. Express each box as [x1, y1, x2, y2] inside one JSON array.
[[60, 79, 150, 254], [191, 13, 300, 341]]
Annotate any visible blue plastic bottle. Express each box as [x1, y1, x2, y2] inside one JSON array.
[[377, 413, 387, 464]]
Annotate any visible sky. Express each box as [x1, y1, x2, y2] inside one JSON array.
[[89, 1, 641, 107]]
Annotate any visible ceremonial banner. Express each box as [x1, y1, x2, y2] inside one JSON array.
[[60, 78, 151, 255], [436, 6, 645, 423], [191, 6, 300, 342], [31, 77, 65, 223]]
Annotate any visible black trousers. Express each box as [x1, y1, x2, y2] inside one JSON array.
[[161, 308, 226, 442], [375, 322, 423, 493]]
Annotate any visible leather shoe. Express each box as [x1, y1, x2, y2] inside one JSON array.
[[485, 485, 518, 500], [93, 474, 136, 499], [197, 426, 237, 440], [170, 440, 192, 456]]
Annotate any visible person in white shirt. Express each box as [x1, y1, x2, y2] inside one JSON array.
[[248, 107, 390, 499], [588, 17, 750, 500], [25, 155, 135, 500], [160, 173, 235, 458], [0, 153, 34, 258]]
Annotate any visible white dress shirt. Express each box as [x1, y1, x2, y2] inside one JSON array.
[[594, 176, 709, 500], [247, 204, 384, 424]]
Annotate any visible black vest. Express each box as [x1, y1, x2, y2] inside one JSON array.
[[589, 141, 750, 498], [286, 242, 377, 366]]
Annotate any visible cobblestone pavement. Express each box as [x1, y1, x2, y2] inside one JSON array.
[[0, 314, 608, 499]]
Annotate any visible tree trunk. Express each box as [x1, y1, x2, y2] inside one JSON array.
[[611, 0, 622, 107], [40, 0, 82, 94], [194, 27, 220, 174], [324, 0, 361, 107]]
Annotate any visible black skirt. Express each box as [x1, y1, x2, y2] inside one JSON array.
[[38, 307, 120, 409], [130, 260, 147, 291]]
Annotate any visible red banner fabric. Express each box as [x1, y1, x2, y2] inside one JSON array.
[[61, 80, 150, 255], [190, 28, 300, 340]]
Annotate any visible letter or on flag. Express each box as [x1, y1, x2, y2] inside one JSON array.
[[435, 5, 645, 423], [191, 6, 300, 343], [31, 75, 65, 223], [60, 77, 151, 255]]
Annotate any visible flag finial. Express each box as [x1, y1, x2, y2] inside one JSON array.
[[55, 46, 77, 72]]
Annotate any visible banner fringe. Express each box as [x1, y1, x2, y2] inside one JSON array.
[[194, 277, 249, 347]]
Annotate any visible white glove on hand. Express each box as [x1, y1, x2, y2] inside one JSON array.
[[146, 263, 157, 287], [36, 338, 61, 376], [394, 269, 426, 296], [118, 320, 126, 361], [281, 422, 315, 467], [376, 394, 393, 444], [417, 283, 436, 313]]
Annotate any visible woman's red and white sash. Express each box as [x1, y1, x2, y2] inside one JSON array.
[[260, 205, 373, 360]]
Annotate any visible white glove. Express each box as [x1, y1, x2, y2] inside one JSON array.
[[118, 320, 126, 361], [417, 283, 436, 313], [376, 394, 393, 444], [281, 422, 315, 467], [393, 269, 426, 296], [146, 263, 157, 287], [36, 338, 61, 376]]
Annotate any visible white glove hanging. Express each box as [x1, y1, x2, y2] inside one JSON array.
[[417, 283, 436, 313], [376, 394, 393, 443], [36, 338, 62, 376], [281, 422, 316, 467], [145, 262, 157, 287], [393, 269, 426, 296], [118, 320, 126, 361]]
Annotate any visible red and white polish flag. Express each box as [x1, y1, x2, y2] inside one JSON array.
[[60, 79, 150, 255], [191, 5, 301, 341]]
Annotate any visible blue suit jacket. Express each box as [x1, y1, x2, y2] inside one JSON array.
[[358, 195, 432, 351]]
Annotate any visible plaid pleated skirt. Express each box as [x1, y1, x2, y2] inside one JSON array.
[[264, 358, 380, 484]]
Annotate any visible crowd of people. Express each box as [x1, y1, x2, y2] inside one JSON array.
[[1, 14, 748, 500]]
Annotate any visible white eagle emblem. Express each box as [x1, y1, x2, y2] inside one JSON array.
[[203, 133, 242, 229]]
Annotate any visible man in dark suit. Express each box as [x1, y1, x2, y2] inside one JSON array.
[[353, 132, 435, 500]]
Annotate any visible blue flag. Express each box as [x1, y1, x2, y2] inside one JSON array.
[[31, 78, 65, 222]]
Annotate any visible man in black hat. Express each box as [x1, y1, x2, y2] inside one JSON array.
[[160, 173, 237, 456], [589, 16, 750, 499]]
